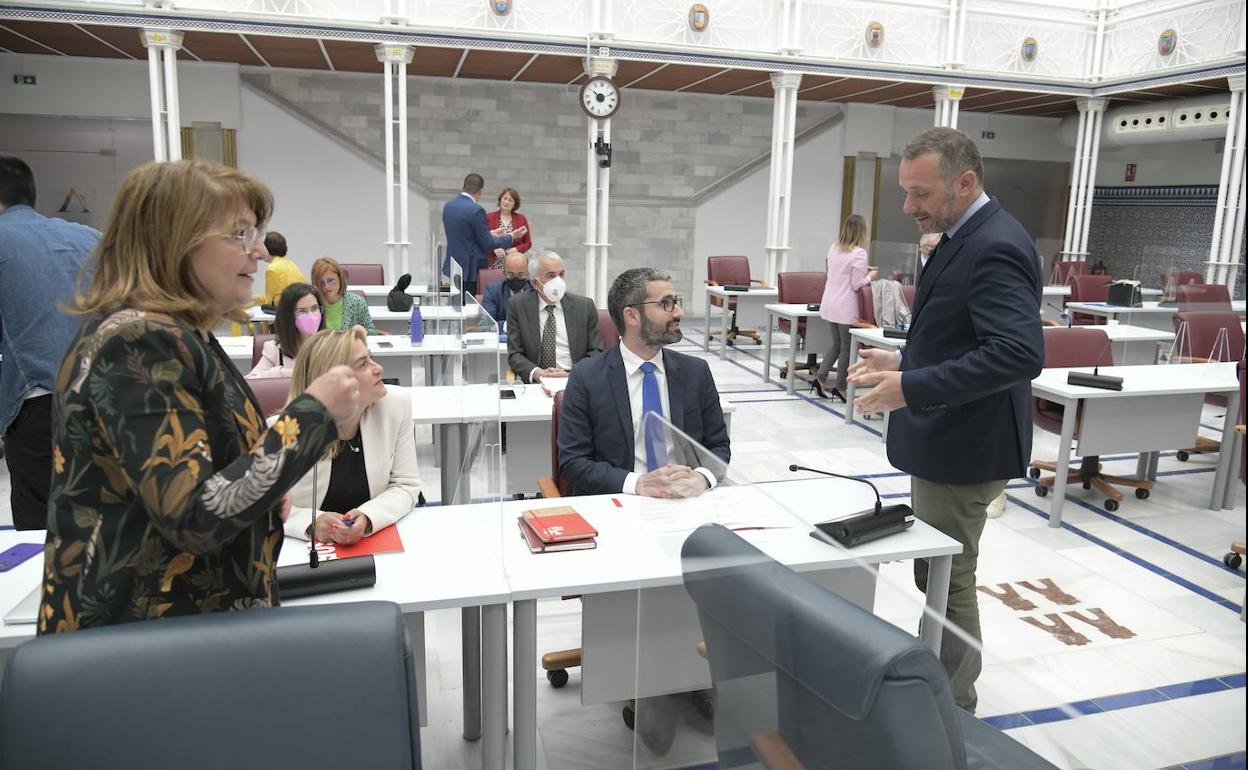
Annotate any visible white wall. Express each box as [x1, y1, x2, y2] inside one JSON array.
[[1094, 138, 1223, 186], [0, 53, 241, 128], [691, 123, 844, 313], [236, 84, 431, 281]]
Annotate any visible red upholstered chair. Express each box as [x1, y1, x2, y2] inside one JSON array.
[[475, 268, 503, 302], [706, 256, 768, 345], [1171, 310, 1246, 462], [535, 391, 583, 687], [346, 289, 366, 299], [776, 272, 827, 379], [1160, 271, 1204, 299], [1030, 328, 1152, 510], [1051, 260, 1088, 286], [1230, 360, 1246, 569], [247, 376, 291, 418], [1068, 274, 1113, 325], [597, 309, 619, 349], [339, 263, 385, 285], [251, 333, 275, 368], [900, 284, 917, 311], [855, 284, 878, 328], [1176, 283, 1232, 313]]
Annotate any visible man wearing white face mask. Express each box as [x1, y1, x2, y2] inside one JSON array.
[[506, 249, 603, 383]]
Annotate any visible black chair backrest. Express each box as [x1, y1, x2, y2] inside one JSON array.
[[0, 602, 421, 769], [682, 523, 969, 770]]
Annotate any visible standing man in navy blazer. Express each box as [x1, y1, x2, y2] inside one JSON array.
[[849, 128, 1043, 712], [442, 173, 525, 297], [559, 267, 730, 498]]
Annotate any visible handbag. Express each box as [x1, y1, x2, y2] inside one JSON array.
[[1106, 280, 1142, 308], [387, 273, 415, 312]]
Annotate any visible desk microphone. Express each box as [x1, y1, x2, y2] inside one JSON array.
[[1045, 302, 1072, 327], [788, 464, 915, 547], [1065, 330, 1123, 390]]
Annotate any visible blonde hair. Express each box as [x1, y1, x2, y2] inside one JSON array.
[[835, 214, 869, 252], [289, 326, 368, 458], [75, 160, 273, 329], [310, 257, 348, 300]]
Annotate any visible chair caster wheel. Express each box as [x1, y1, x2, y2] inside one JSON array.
[[1035, 486, 1049, 497], [1028, 467, 1041, 479], [1082, 481, 1092, 490], [1177, 451, 1190, 462], [754, 338, 762, 345], [1225, 552, 1243, 569], [547, 669, 569, 688], [1104, 499, 1119, 512], [727, 339, 735, 347], [1135, 488, 1150, 500], [622, 704, 635, 731]]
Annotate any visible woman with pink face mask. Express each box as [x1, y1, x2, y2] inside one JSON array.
[[246, 282, 325, 379]]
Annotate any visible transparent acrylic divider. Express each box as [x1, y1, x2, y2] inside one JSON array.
[[619, 412, 1172, 770]]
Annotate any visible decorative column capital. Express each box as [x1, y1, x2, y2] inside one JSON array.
[[770, 72, 802, 91], [1076, 97, 1108, 113], [932, 84, 965, 102], [139, 29, 183, 50], [374, 44, 415, 64], [1228, 74, 1246, 92]]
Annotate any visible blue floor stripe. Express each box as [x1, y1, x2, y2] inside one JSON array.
[[1178, 752, 1248, 770]]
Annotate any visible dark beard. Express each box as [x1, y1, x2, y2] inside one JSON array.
[[641, 314, 682, 347]]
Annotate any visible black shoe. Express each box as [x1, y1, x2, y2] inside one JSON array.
[[829, 386, 847, 403], [810, 379, 829, 399]]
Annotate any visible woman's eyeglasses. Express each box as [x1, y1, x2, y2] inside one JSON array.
[[224, 226, 265, 253]]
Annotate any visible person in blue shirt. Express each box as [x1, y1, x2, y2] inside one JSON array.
[[0, 156, 100, 529], [441, 173, 523, 297]]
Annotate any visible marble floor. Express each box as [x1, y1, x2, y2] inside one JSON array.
[[2, 320, 1244, 769]]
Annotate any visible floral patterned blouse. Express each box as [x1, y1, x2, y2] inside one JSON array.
[[38, 309, 336, 634]]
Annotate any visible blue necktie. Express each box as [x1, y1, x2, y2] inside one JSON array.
[[639, 361, 667, 472]]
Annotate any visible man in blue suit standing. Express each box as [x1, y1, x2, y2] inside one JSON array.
[[441, 173, 524, 297], [849, 128, 1043, 713], [559, 267, 730, 498]]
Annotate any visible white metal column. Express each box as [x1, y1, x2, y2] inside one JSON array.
[[765, 72, 801, 282], [1208, 75, 1246, 287], [583, 55, 617, 305], [140, 29, 184, 162], [376, 44, 415, 283], [932, 85, 964, 129], [1060, 98, 1106, 263]]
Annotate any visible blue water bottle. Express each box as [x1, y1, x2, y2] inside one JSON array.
[[409, 297, 424, 344]]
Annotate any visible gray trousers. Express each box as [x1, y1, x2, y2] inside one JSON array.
[[911, 476, 1007, 713], [815, 322, 853, 389]]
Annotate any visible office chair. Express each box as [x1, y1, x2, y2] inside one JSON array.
[[901, 283, 918, 311], [1160, 271, 1203, 299], [1050, 259, 1087, 286], [0, 602, 422, 770], [1030, 327, 1152, 511], [1227, 359, 1246, 570], [1171, 310, 1245, 462], [776, 271, 827, 380], [1067, 274, 1113, 325], [597, 309, 620, 349], [476, 268, 504, 302], [339, 262, 385, 285], [248, 376, 292, 418], [1176, 283, 1232, 313], [251, 332, 276, 368], [706, 255, 767, 346], [681, 523, 1060, 770]]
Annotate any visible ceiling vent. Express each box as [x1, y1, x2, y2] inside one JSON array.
[[1059, 95, 1233, 147]]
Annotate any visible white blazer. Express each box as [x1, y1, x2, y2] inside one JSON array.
[[279, 385, 422, 540]]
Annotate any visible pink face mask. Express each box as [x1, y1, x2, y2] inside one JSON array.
[[294, 312, 322, 336]]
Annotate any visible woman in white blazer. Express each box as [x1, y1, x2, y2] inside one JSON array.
[[282, 325, 422, 544]]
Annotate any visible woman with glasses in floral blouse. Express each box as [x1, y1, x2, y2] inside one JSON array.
[[39, 160, 360, 634]]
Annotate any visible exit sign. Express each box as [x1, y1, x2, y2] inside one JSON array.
[[12, 74, 36, 86], [981, 130, 996, 140]]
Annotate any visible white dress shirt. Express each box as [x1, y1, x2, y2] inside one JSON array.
[[617, 343, 718, 495], [530, 297, 573, 381]]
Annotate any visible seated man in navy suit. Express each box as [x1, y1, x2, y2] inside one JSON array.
[[559, 267, 730, 498], [441, 173, 524, 297], [481, 250, 529, 327]]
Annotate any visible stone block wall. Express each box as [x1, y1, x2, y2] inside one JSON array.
[[242, 69, 838, 296]]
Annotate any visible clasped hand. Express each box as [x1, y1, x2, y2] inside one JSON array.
[[636, 465, 710, 499], [846, 348, 907, 414], [314, 510, 370, 545]]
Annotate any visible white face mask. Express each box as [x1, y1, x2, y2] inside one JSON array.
[[541, 275, 567, 303]]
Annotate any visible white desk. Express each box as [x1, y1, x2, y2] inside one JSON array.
[[349, 283, 442, 301], [1030, 362, 1242, 527], [762, 304, 836, 394], [1042, 286, 1161, 323], [501, 478, 962, 770], [702, 285, 780, 360], [844, 327, 907, 439], [218, 334, 506, 387], [246, 304, 483, 335], [1064, 300, 1246, 332], [411, 384, 737, 498]]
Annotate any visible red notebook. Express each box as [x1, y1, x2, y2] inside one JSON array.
[[521, 506, 598, 543], [517, 517, 596, 553]]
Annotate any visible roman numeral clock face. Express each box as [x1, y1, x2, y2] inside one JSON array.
[[579, 76, 620, 120]]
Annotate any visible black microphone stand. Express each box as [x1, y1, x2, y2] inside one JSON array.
[[789, 464, 915, 547]]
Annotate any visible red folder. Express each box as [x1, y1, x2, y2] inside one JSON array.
[[521, 506, 598, 543], [306, 525, 405, 561]]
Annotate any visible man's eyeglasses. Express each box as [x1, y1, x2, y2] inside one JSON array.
[[224, 225, 265, 254], [630, 296, 683, 313]]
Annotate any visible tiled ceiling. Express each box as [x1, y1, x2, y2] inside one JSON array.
[[0, 21, 1230, 117]]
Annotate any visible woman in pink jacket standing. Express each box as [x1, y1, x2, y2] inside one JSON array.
[[812, 214, 876, 400]]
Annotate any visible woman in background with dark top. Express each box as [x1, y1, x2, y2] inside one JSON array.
[[247, 282, 325, 380], [487, 187, 532, 268], [813, 213, 876, 401], [39, 159, 360, 634], [282, 326, 421, 546]]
